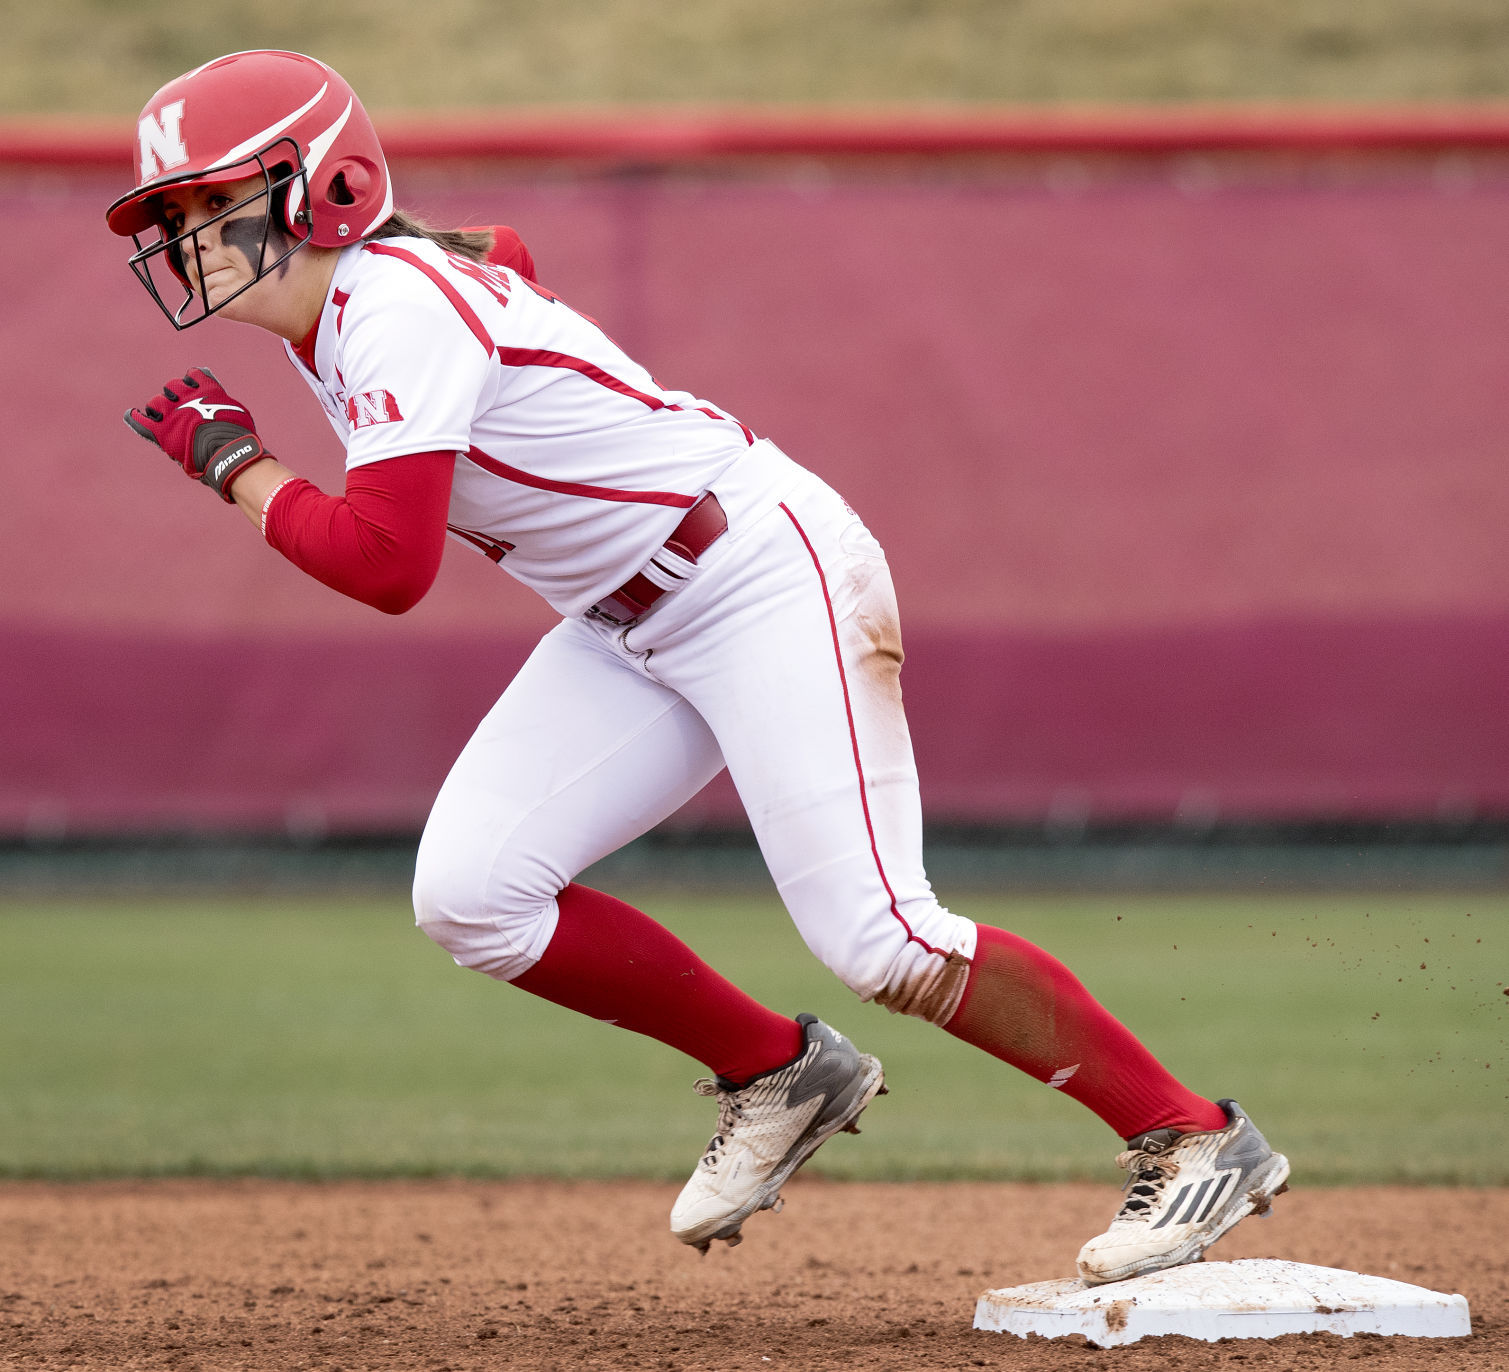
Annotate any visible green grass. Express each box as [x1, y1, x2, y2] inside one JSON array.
[[0, 889, 1502, 1184], [9, 0, 1509, 116]]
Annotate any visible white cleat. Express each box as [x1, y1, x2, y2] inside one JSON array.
[[1076, 1099, 1290, 1286], [670, 1013, 885, 1252]]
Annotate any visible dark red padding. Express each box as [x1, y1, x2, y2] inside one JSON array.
[[467, 223, 537, 282], [262, 450, 456, 614]]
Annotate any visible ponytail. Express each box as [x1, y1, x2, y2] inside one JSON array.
[[365, 209, 494, 263]]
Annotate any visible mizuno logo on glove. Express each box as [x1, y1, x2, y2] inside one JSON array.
[[181, 399, 247, 421]]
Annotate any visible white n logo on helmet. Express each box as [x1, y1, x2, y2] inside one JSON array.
[[139, 100, 188, 181]]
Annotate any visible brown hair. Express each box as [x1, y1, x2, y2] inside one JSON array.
[[365, 209, 494, 262]]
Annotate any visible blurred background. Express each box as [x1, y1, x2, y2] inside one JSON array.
[[0, 1, 1505, 1184], [8, 2, 1509, 889]]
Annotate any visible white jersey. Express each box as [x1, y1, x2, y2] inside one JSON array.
[[283, 235, 765, 617]]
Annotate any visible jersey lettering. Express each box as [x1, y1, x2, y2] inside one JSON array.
[[447, 254, 514, 308], [346, 389, 403, 428], [139, 100, 188, 181]]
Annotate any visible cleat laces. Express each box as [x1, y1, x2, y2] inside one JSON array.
[[692, 1078, 742, 1174], [1111, 1149, 1178, 1223]]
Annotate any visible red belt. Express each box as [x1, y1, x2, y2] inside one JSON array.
[[587, 492, 728, 626]]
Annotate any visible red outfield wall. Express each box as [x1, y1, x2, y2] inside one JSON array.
[[4, 111, 1509, 835]]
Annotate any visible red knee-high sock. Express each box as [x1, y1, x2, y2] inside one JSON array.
[[945, 924, 1227, 1140], [509, 883, 804, 1085]]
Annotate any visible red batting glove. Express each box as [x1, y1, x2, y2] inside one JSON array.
[[125, 367, 272, 501]]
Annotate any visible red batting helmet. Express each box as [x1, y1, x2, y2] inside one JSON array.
[[106, 50, 394, 327]]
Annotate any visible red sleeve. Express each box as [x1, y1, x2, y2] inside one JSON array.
[[262, 451, 456, 614]]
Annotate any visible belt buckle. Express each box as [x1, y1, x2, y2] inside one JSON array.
[[585, 600, 636, 627]]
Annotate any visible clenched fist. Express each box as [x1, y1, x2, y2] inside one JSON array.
[[125, 368, 271, 501]]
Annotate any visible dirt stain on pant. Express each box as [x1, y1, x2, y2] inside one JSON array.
[[874, 948, 974, 1024], [841, 555, 911, 753]]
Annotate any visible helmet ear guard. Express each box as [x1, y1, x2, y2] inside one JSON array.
[[310, 155, 387, 241]]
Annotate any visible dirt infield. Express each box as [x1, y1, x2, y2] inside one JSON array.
[[0, 1179, 1502, 1370]]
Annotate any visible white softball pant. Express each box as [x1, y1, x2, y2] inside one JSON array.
[[412, 452, 979, 1024]]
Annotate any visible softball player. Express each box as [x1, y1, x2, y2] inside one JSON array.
[[108, 50, 1288, 1283]]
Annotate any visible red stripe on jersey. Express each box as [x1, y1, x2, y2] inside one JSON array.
[[465, 446, 697, 508], [363, 242, 494, 354], [332, 288, 351, 334], [495, 346, 671, 409], [694, 405, 756, 445], [778, 501, 952, 962], [496, 348, 754, 443]]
